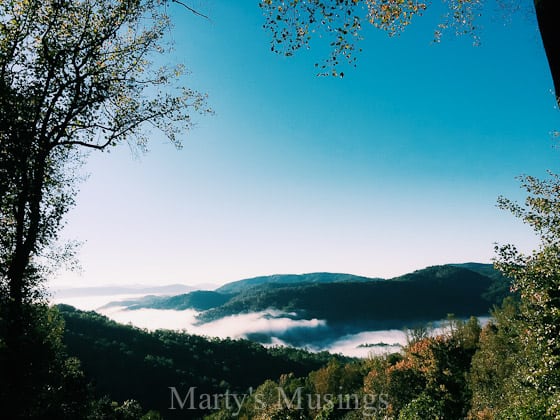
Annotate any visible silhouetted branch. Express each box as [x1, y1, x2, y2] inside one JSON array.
[[171, 0, 209, 19]]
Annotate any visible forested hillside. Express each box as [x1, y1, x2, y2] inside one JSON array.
[[109, 265, 508, 331], [58, 305, 344, 419]]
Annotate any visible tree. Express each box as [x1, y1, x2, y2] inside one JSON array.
[[467, 297, 543, 419], [0, 0, 210, 415], [494, 173, 560, 418], [260, 0, 560, 104], [375, 318, 480, 418], [0, 0, 210, 306]]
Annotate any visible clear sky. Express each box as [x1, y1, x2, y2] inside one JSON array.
[[52, 1, 560, 288]]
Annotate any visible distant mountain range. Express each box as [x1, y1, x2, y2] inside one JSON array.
[[51, 283, 217, 299], [101, 263, 511, 331]]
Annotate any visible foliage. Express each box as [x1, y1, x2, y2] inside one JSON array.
[[492, 173, 560, 418], [467, 298, 553, 419], [0, 0, 210, 306], [0, 303, 90, 418], [209, 316, 483, 419], [260, 0, 426, 76], [468, 298, 522, 418], [0, 0, 209, 153], [0, 303, 163, 418], [0, 0, 210, 415], [384, 317, 481, 418], [260, 0, 498, 77], [260, 0, 560, 106], [208, 359, 368, 419]]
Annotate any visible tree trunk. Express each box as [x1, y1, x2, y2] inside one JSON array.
[[2, 146, 47, 418]]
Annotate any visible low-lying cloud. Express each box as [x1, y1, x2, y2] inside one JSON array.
[[101, 306, 326, 340], [98, 306, 407, 357]]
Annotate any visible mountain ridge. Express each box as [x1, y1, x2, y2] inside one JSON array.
[[100, 264, 509, 332], [215, 272, 381, 294], [198, 265, 498, 325]]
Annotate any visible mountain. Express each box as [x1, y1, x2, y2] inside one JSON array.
[[449, 262, 503, 280], [101, 272, 380, 311], [101, 290, 234, 311], [215, 272, 379, 294], [198, 265, 496, 326], [50, 264, 512, 417], [105, 264, 509, 334], [449, 262, 513, 303]]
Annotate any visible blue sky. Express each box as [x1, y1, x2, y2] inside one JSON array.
[[52, 1, 559, 288]]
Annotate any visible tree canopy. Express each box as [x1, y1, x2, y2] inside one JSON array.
[[0, 0, 210, 415], [493, 173, 560, 416], [261, 0, 560, 104], [0, 0, 211, 318]]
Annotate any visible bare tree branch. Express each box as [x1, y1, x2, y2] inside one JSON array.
[[171, 0, 209, 19]]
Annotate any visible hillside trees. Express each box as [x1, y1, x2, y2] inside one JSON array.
[[261, 0, 560, 104], [58, 305, 341, 418], [467, 297, 533, 418], [209, 318, 482, 419], [0, 303, 94, 418], [459, 174, 560, 418], [0, 0, 209, 415]]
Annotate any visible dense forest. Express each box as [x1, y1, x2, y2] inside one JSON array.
[[58, 305, 344, 419], [0, 261, 524, 419], [47, 291, 552, 419], [2, 287, 554, 419], [55, 264, 496, 418]]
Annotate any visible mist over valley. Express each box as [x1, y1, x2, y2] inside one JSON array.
[[53, 263, 505, 357]]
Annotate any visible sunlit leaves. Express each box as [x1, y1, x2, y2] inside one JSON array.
[[0, 0, 211, 153], [260, 0, 489, 76], [365, 0, 427, 34], [434, 0, 483, 46], [497, 172, 560, 247]]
